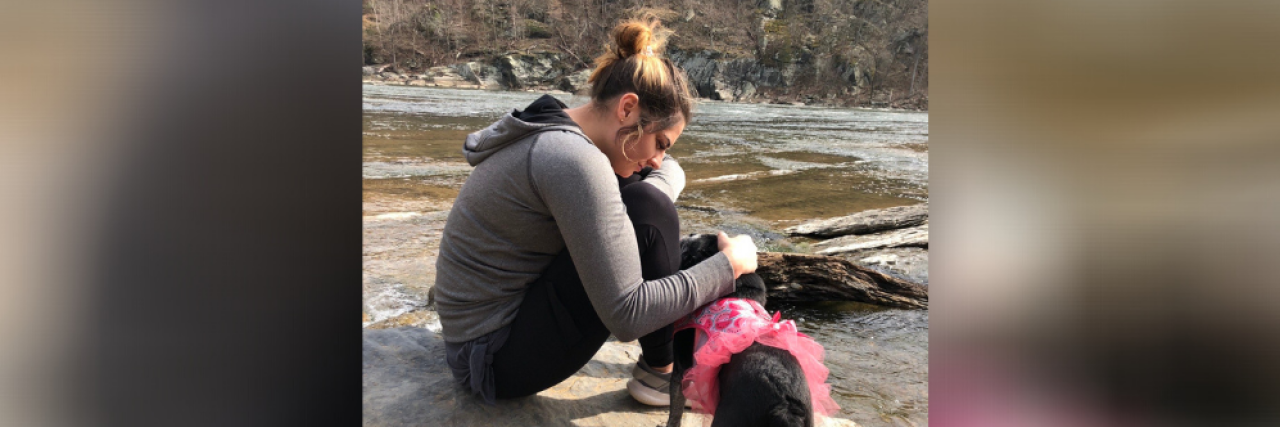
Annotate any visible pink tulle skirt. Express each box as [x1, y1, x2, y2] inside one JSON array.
[[676, 298, 841, 419]]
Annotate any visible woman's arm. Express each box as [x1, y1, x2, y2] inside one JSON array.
[[531, 137, 734, 342]]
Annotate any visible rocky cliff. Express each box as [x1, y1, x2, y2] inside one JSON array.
[[362, 47, 910, 108]]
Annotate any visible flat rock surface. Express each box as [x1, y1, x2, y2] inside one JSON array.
[[841, 247, 929, 287], [364, 327, 861, 427], [785, 204, 928, 238], [815, 224, 928, 255]]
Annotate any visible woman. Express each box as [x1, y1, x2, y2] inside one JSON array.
[[434, 17, 759, 405]]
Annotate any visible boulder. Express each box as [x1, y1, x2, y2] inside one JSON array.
[[737, 81, 756, 100], [495, 52, 563, 89], [785, 204, 928, 238], [364, 327, 863, 426], [453, 62, 503, 90], [844, 246, 929, 287], [365, 327, 688, 426], [714, 86, 734, 101], [558, 68, 592, 93]]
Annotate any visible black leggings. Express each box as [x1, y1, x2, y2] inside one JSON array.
[[491, 179, 680, 399]]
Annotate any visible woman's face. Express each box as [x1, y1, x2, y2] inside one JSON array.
[[610, 118, 685, 178]]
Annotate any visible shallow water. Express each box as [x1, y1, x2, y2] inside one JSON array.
[[770, 301, 929, 427], [362, 84, 928, 425]]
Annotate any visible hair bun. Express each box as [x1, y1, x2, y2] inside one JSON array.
[[614, 22, 651, 58], [613, 18, 665, 58]]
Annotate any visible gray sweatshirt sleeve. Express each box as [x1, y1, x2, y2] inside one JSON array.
[[531, 138, 735, 342], [639, 155, 686, 202]]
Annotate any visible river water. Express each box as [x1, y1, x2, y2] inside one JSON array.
[[362, 84, 929, 426]]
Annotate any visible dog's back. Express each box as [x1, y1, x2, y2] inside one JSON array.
[[712, 343, 814, 427]]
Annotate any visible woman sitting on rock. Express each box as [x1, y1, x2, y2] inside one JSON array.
[[434, 16, 758, 406]]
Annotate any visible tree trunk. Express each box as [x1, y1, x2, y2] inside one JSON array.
[[756, 252, 927, 309]]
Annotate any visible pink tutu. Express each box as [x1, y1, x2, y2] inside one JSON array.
[[674, 298, 840, 418]]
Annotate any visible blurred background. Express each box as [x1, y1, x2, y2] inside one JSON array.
[[2, 0, 1279, 426], [931, 0, 1280, 426]]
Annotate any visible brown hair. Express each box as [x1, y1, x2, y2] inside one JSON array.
[[588, 15, 696, 153]]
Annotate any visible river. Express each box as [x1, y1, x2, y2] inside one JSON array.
[[362, 84, 928, 426]]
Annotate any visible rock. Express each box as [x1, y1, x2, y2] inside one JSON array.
[[367, 309, 439, 330], [822, 418, 860, 427], [668, 48, 809, 103], [496, 52, 563, 89], [846, 247, 929, 287], [557, 68, 592, 93], [714, 87, 734, 101], [785, 204, 928, 238], [379, 72, 401, 81], [408, 80, 429, 86], [737, 81, 756, 100], [363, 66, 378, 76], [861, 254, 898, 265], [364, 327, 706, 426], [670, 50, 721, 98], [815, 224, 929, 256], [757, 251, 927, 309], [452, 62, 503, 90], [364, 327, 865, 426], [425, 66, 453, 78], [426, 66, 471, 88]]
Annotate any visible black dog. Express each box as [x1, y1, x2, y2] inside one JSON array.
[[666, 234, 814, 427]]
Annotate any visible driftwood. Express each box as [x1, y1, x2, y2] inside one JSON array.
[[784, 203, 928, 238], [756, 251, 928, 309], [815, 224, 928, 255]]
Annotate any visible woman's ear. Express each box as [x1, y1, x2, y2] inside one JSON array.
[[615, 93, 640, 125]]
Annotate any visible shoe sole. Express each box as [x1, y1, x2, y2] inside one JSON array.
[[627, 379, 693, 408]]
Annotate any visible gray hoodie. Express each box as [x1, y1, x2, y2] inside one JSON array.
[[434, 96, 736, 343]]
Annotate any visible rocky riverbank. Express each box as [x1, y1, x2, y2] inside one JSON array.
[[362, 48, 926, 110], [362, 205, 928, 426], [364, 327, 864, 427], [787, 203, 930, 286]]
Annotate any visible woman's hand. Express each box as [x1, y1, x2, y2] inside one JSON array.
[[717, 231, 758, 278]]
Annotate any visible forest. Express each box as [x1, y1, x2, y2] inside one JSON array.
[[363, 0, 927, 108]]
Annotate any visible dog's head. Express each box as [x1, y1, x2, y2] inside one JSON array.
[[679, 234, 768, 306]]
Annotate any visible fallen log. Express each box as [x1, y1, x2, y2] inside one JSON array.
[[756, 251, 928, 309], [815, 224, 928, 255], [784, 203, 928, 238]]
